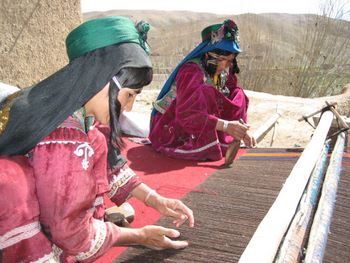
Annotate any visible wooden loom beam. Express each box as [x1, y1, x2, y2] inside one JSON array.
[[239, 110, 334, 263]]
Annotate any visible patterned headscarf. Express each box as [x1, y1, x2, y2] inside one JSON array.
[[0, 16, 152, 155]]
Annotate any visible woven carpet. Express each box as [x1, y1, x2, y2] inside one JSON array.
[[113, 148, 300, 263], [98, 146, 350, 263], [95, 139, 227, 263]]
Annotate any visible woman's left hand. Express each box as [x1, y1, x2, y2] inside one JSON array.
[[148, 195, 194, 228]]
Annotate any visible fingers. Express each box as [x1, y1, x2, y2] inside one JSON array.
[[250, 135, 257, 147], [165, 200, 194, 227], [163, 237, 189, 249], [160, 228, 189, 249], [227, 121, 249, 139], [167, 209, 190, 228], [143, 226, 190, 250], [242, 133, 253, 147], [243, 135, 252, 147], [174, 201, 194, 227], [173, 215, 189, 228], [242, 131, 257, 148], [159, 227, 181, 238], [225, 120, 257, 145]]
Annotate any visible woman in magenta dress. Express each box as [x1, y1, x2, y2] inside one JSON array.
[[0, 16, 193, 262], [150, 19, 256, 161]]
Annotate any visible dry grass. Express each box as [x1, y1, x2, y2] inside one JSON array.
[[84, 10, 350, 148]]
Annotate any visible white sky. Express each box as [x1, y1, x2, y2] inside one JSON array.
[[81, 0, 324, 15]]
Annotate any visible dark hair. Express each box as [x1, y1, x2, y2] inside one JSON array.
[[201, 49, 240, 75], [108, 67, 153, 164], [210, 49, 232, 56]]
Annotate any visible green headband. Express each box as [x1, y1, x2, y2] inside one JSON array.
[[201, 23, 221, 41], [66, 16, 150, 61]]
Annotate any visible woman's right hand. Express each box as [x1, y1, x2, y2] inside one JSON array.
[[225, 120, 250, 140], [139, 225, 189, 250], [118, 225, 189, 250]]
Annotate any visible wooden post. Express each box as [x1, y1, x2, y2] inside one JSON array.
[[298, 103, 337, 122], [275, 143, 330, 263], [239, 110, 334, 263], [253, 113, 281, 144], [325, 101, 349, 129], [304, 132, 346, 263]]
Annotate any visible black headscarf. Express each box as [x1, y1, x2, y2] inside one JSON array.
[[0, 42, 151, 155]]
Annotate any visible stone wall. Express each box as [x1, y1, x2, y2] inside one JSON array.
[[0, 0, 82, 88]]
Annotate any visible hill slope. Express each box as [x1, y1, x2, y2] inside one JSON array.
[[84, 10, 350, 97]]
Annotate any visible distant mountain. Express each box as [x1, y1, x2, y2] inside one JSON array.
[[84, 10, 350, 97]]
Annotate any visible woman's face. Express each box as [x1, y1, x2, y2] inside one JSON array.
[[85, 84, 142, 125], [117, 87, 142, 112], [215, 53, 236, 75]]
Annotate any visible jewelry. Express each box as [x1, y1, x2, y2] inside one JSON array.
[[0, 90, 21, 135], [144, 189, 157, 206]]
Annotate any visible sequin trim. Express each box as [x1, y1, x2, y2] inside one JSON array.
[[74, 219, 107, 261], [0, 90, 21, 135], [107, 167, 136, 198], [37, 140, 85, 146]]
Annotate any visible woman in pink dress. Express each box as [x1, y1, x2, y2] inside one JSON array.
[[0, 16, 194, 262], [150, 19, 256, 161]]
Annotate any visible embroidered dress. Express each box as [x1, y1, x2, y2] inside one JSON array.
[[96, 124, 142, 208], [0, 16, 151, 262], [150, 61, 249, 161], [0, 156, 60, 263], [28, 110, 140, 262]]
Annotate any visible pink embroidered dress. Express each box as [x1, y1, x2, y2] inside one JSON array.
[[28, 109, 141, 262], [0, 16, 151, 262], [0, 156, 61, 263], [150, 60, 249, 161]]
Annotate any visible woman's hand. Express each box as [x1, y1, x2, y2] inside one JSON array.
[[222, 120, 249, 139], [242, 131, 257, 148], [117, 225, 189, 250], [131, 183, 194, 227], [140, 225, 189, 250], [147, 195, 194, 228], [217, 119, 257, 147]]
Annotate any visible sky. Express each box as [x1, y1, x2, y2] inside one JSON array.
[[81, 0, 325, 16]]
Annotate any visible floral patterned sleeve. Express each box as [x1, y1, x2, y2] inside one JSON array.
[[107, 163, 142, 206]]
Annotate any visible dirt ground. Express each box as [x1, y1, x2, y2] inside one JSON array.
[[133, 86, 350, 149]]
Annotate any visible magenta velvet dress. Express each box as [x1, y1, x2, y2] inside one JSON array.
[[150, 62, 249, 161], [5, 113, 140, 262]]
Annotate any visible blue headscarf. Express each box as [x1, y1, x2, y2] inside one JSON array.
[[152, 19, 240, 116]]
